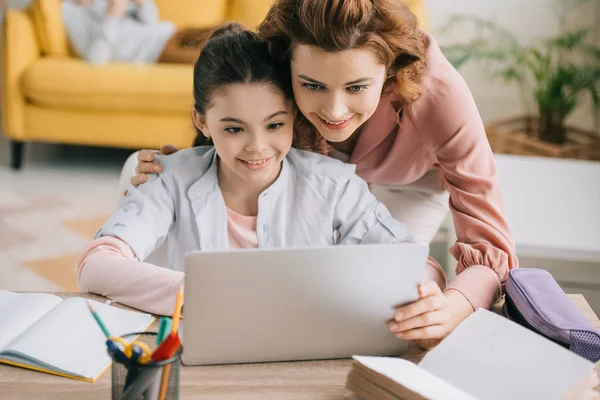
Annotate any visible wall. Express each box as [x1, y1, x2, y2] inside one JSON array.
[[424, 0, 600, 134]]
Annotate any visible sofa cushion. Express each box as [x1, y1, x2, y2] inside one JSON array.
[[154, 0, 227, 29], [30, 0, 71, 57], [23, 58, 194, 113]]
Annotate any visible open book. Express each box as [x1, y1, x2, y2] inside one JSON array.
[[346, 309, 599, 400], [0, 290, 155, 382]]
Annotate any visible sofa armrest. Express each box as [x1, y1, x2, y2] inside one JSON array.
[[2, 8, 41, 139]]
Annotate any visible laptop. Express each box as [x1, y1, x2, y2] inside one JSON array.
[[181, 243, 429, 366]]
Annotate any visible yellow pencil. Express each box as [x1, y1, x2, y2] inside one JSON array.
[[158, 284, 184, 400], [171, 284, 184, 333]]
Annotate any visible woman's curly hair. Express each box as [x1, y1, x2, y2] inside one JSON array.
[[258, 0, 428, 153]]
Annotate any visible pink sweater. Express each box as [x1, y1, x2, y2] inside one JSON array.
[[78, 209, 446, 316], [346, 35, 518, 310]]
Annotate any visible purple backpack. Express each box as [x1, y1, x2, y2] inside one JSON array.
[[502, 268, 600, 362]]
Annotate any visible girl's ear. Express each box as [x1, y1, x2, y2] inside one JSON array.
[[191, 108, 210, 138]]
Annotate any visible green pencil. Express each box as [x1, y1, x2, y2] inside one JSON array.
[[156, 317, 173, 345], [86, 300, 111, 338]]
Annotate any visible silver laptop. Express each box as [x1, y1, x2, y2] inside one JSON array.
[[181, 243, 429, 366]]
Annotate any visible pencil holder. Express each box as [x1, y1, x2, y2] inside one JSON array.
[[109, 332, 182, 400]]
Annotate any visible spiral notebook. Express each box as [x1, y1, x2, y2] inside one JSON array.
[[0, 290, 155, 382]]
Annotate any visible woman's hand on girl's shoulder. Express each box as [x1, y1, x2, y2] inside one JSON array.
[[387, 281, 474, 350], [130, 144, 178, 187]]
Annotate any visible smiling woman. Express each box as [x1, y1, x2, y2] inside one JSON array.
[[260, 0, 427, 153], [291, 46, 387, 148], [253, 0, 519, 347]]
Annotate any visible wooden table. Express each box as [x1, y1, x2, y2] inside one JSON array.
[[1, 292, 599, 399]]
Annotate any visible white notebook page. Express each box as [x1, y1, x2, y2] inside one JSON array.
[[419, 309, 595, 400], [0, 291, 63, 350], [4, 297, 154, 379]]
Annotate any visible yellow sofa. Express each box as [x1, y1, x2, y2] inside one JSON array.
[[1, 0, 427, 169]]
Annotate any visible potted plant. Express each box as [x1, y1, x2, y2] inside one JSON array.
[[439, 0, 600, 160]]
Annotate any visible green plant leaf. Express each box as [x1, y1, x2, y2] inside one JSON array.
[[438, 0, 600, 130], [496, 67, 525, 83], [524, 47, 553, 84], [547, 28, 590, 50]]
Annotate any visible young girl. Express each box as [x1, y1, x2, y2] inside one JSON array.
[[78, 24, 447, 317]]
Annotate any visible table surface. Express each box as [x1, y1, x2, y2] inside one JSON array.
[[1, 292, 599, 399], [495, 154, 600, 263]]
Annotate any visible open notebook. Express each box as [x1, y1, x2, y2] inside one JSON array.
[[0, 291, 155, 382], [346, 309, 599, 400]]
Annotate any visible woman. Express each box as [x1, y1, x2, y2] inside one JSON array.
[[131, 0, 518, 348]]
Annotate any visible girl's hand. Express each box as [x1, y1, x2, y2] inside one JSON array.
[[130, 145, 178, 187], [388, 281, 474, 350]]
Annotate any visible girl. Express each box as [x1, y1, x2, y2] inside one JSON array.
[[78, 24, 447, 317], [132, 0, 519, 348]]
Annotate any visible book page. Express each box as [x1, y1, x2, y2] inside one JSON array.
[[0, 291, 63, 350], [2, 297, 154, 379], [353, 356, 477, 400], [419, 309, 595, 400]]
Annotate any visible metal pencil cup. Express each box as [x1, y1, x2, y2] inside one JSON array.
[[109, 332, 181, 400]]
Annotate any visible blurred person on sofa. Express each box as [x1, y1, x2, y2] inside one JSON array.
[[62, 0, 214, 65]]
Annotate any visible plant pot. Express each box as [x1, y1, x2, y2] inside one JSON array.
[[485, 116, 600, 161]]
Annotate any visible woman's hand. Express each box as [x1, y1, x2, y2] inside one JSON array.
[[388, 281, 474, 350], [130, 144, 178, 187]]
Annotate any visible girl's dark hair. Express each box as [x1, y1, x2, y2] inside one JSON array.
[[192, 23, 294, 147]]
